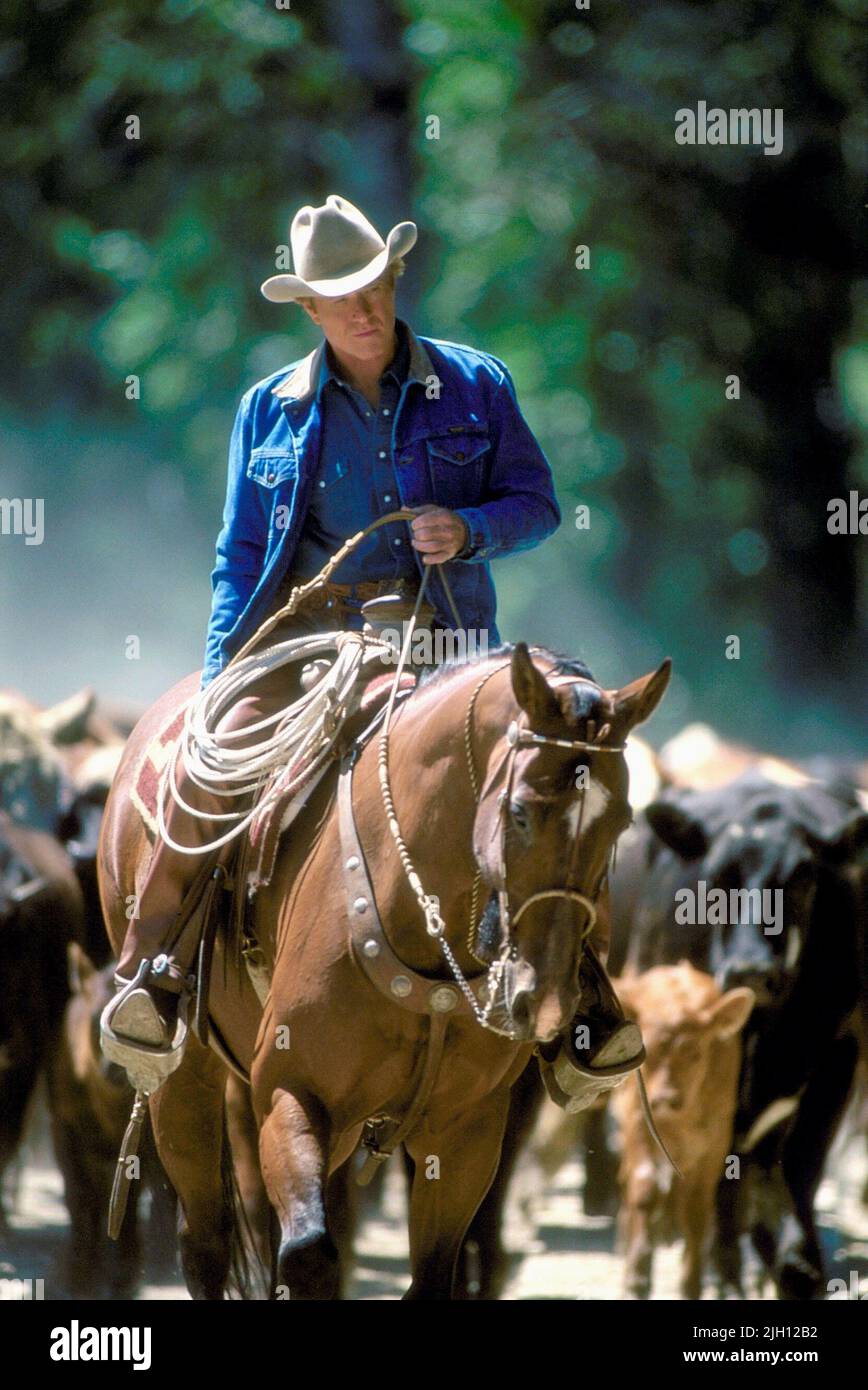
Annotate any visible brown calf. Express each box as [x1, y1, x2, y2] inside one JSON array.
[[612, 963, 754, 1299]]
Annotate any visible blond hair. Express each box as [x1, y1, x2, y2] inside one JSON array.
[[296, 257, 404, 309]]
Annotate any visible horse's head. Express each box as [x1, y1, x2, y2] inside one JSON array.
[[472, 643, 670, 1042]]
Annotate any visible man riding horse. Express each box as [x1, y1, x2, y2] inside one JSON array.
[[102, 194, 643, 1107]]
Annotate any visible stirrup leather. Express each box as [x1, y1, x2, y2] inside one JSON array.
[[100, 959, 192, 1094]]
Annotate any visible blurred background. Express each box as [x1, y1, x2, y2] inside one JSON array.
[[1, 0, 865, 752]]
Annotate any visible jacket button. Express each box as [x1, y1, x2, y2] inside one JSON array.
[[267, 472, 275, 483], [455, 452, 465, 461]]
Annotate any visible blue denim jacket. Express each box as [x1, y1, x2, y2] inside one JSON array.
[[202, 321, 561, 686]]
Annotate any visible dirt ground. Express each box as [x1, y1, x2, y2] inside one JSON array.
[[2, 1091, 867, 1302]]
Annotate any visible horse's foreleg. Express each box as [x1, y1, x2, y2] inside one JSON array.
[[404, 1088, 512, 1300], [259, 1088, 340, 1300], [149, 1036, 231, 1300]]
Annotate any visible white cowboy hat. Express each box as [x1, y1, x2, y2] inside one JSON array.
[[260, 194, 417, 303]]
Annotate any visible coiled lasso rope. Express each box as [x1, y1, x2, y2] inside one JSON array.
[[155, 510, 422, 857]]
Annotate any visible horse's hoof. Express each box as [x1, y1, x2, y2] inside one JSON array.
[[777, 1250, 823, 1302], [276, 1230, 341, 1300]]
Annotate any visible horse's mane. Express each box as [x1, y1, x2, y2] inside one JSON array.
[[415, 643, 595, 692]]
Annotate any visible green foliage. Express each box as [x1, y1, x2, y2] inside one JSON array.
[[404, 0, 866, 739], [0, 0, 864, 745]]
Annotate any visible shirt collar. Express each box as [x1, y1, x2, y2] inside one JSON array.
[[271, 319, 433, 402], [318, 317, 412, 398]]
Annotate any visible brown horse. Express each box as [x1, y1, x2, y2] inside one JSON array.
[[97, 642, 669, 1299]]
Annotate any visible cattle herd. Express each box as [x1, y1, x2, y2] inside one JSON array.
[[0, 686, 866, 1300]]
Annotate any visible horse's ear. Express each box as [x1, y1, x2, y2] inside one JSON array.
[[608, 659, 671, 743], [511, 643, 561, 724], [37, 686, 96, 745]]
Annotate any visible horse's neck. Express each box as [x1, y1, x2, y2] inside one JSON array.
[[354, 660, 509, 974]]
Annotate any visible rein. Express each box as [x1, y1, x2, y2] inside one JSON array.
[[376, 640, 626, 1038]]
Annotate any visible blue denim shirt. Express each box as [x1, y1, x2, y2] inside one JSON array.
[[202, 319, 561, 686], [291, 319, 419, 584]]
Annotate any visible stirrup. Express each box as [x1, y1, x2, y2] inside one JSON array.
[[537, 1022, 645, 1115], [536, 1028, 645, 1112], [100, 959, 191, 1095]]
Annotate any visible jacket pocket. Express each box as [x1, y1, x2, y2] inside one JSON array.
[[425, 429, 490, 468], [247, 446, 298, 488], [425, 427, 490, 507]]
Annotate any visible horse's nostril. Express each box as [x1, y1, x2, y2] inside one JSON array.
[[510, 992, 533, 1035]]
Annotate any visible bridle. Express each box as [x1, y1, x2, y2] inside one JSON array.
[[378, 651, 627, 1036]]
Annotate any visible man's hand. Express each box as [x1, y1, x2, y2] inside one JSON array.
[[409, 505, 469, 564]]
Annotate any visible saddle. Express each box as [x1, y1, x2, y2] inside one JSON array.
[[131, 635, 421, 1053]]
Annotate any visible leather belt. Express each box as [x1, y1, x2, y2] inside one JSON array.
[[284, 573, 420, 610]]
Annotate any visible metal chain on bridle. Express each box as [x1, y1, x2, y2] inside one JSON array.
[[376, 628, 627, 1035]]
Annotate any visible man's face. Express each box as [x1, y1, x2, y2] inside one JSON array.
[[299, 270, 397, 365]]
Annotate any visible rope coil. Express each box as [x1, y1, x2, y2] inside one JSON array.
[[157, 630, 393, 856], [155, 510, 432, 857]]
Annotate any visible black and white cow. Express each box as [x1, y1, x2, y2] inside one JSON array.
[[608, 769, 868, 1299]]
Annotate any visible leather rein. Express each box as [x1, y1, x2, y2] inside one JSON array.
[[374, 605, 626, 1039]]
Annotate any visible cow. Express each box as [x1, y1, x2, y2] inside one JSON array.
[[0, 689, 77, 834], [657, 722, 811, 794], [607, 767, 868, 1299], [611, 964, 754, 1298], [0, 688, 130, 1262], [0, 686, 127, 964], [0, 812, 84, 1219], [481, 966, 754, 1299], [46, 944, 178, 1296]]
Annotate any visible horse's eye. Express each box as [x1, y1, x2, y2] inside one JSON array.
[[509, 801, 530, 834]]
